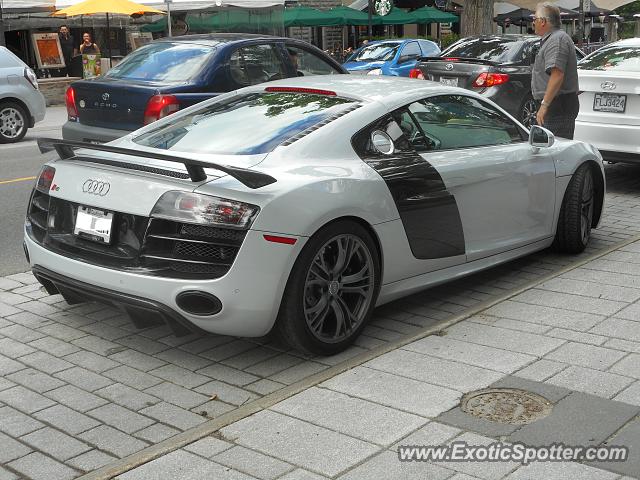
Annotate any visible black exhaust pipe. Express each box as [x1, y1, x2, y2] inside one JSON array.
[[175, 291, 222, 316]]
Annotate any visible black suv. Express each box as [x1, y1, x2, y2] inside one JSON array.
[[413, 35, 585, 128]]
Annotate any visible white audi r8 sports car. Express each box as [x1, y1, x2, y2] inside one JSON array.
[[25, 76, 605, 355]]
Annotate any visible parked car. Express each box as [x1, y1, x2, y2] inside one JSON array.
[[411, 35, 585, 128], [62, 34, 347, 143], [28, 76, 604, 354], [343, 39, 440, 76], [574, 38, 640, 163], [0, 46, 46, 143]]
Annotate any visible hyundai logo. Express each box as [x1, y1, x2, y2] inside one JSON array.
[[445, 63, 454, 71], [102, 92, 110, 101], [82, 179, 111, 196], [601, 81, 616, 90]]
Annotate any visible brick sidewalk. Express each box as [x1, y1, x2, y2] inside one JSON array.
[[116, 240, 640, 480]]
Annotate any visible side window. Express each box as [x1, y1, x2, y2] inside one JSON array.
[[408, 95, 525, 151], [352, 115, 413, 158], [229, 44, 286, 86], [419, 41, 439, 57], [284, 45, 342, 76], [399, 42, 421, 63], [391, 109, 430, 152]]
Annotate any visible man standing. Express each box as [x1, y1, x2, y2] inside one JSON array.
[[58, 25, 77, 76], [531, 2, 580, 139]]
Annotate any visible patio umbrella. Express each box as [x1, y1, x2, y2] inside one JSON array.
[[326, 5, 371, 26], [52, 0, 164, 60], [284, 5, 336, 27], [411, 6, 459, 23]]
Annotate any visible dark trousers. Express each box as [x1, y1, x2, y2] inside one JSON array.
[[535, 93, 580, 140]]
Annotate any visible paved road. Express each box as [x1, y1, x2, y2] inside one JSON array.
[[0, 107, 65, 276]]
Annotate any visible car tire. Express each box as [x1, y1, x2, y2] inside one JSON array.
[[0, 101, 28, 143], [275, 220, 381, 356], [519, 95, 538, 129], [555, 164, 595, 254]]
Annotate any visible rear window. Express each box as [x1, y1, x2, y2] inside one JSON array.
[[133, 92, 359, 155], [353, 42, 401, 62], [441, 38, 525, 63], [105, 42, 215, 83], [578, 46, 640, 72]]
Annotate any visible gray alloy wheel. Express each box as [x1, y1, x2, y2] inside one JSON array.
[[520, 97, 538, 129], [303, 234, 375, 344], [0, 103, 27, 143], [580, 167, 595, 245]]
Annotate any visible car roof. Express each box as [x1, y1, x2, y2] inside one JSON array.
[[609, 37, 640, 47], [158, 33, 290, 46], [461, 34, 539, 42]]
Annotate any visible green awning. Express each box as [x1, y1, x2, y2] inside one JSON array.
[[411, 6, 459, 24], [325, 6, 371, 26], [283, 6, 337, 27]]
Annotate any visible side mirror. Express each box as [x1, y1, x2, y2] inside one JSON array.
[[529, 125, 555, 149], [371, 130, 394, 155]]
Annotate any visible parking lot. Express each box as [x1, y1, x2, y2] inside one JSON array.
[[2, 159, 640, 479]]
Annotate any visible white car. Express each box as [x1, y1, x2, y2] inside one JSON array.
[[25, 76, 605, 355], [575, 38, 640, 162]]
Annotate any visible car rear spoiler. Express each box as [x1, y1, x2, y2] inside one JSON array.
[[37, 138, 276, 189], [417, 56, 498, 66]]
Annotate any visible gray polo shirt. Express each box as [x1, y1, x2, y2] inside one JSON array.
[[531, 28, 579, 100]]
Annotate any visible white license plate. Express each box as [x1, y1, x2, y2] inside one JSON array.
[[74, 206, 113, 244], [593, 93, 626, 113], [440, 77, 458, 87]]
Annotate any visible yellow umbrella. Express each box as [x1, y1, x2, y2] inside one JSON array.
[[53, 0, 165, 60]]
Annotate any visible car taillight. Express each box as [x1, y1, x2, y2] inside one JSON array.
[[36, 165, 56, 193], [143, 95, 180, 125], [409, 68, 425, 80], [65, 86, 78, 121], [24, 68, 38, 90], [472, 73, 510, 88]]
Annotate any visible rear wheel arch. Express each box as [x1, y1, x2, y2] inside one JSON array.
[[0, 96, 32, 125], [581, 160, 605, 227]]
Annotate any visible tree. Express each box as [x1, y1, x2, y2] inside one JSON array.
[[460, 0, 494, 36]]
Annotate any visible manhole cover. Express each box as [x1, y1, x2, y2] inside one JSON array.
[[460, 388, 553, 425]]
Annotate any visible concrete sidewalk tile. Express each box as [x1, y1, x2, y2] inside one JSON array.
[[195, 380, 257, 406], [38, 323, 87, 342], [79, 425, 149, 458], [507, 461, 620, 480], [191, 399, 236, 418], [445, 322, 565, 356], [148, 364, 210, 389], [545, 342, 626, 371], [390, 421, 461, 452], [45, 385, 108, 412], [213, 445, 294, 480], [322, 366, 461, 417], [139, 402, 207, 430], [0, 377, 15, 391], [0, 324, 45, 343], [80, 323, 129, 342], [87, 404, 155, 434], [154, 348, 212, 371], [269, 361, 328, 385], [604, 250, 640, 264], [583, 258, 640, 276], [586, 418, 640, 477], [404, 336, 536, 374], [484, 301, 604, 332], [197, 363, 260, 387], [614, 380, 640, 406], [221, 346, 282, 370], [8, 452, 78, 480], [68, 449, 117, 472], [591, 318, 640, 343], [116, 335, 170, 355], [514, 359, 568, 382], [28, 336, 80, 357], [563, 267, 640, 289], [546, 365, 634, 398], [6, 312, 52, 329], [221, 410, 380, 478], [278, 469, 328, 480], [0, 337, 36, 357], [490, 376, 572, 402], [21, 426, 91, 461], [337, 450, 452, 480], [546, 328, 608, 346], [0, 355, 25, 376], [0, 385, 55, 413], [54, 366, 114, 391], [63, 350, 121, 373], [0, 466, 18, 480], [271, 387, 427, 446], [468, 315, 552, 335], [94, 383, 160, 411], [0, 302, 20, 318], [244, 353, 305, 377], [0, 431, 32, 463], [245, 379, 285, 396], [610, 353, 640, 379], [18, 301, 60, 316], [178, 336, 236, 354], [0, 278, 23, 290], [5, 272, 37, 284], [508, 392, 639, 447], [448, 475, 483, 480], [107, 349, 167, 372], [6, 368, 65, 393], [34, 404, 100, 435], [0, 406, 44, 436], [103, 365, 163, 390], [538, 277, 640, 302], [134, 423, 180, 443], [145, 382, 209, 409], [365, 349, 504, 393], [604, 338, 640, 354], [116, 450, 255, 480], [0, 292, 31, 305], [71, 335, 122, 356], [183, 436, 233, 458]]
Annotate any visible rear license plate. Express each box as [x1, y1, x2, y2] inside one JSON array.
[[74, 206, 113, 244], [593, 93, 626, 113], [440, 77, 458, 87]]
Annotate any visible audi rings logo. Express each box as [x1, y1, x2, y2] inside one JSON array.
[[82, 179, 111, 196]]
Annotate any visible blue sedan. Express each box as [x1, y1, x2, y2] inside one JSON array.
[[343, 39, 440, 77]]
